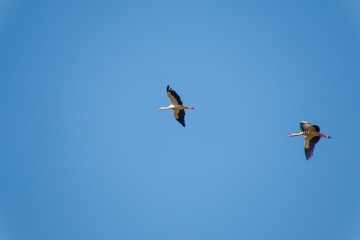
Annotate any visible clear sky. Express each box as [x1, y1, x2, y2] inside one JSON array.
[[1, 1, 360, 240]]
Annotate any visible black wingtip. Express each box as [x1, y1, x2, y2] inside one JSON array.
[[176, 119, 186, 127], [305, 149, 313, 160], [175, 119, 186, 127], [167, 85, 170, 91], [176, 109, 186, 127]]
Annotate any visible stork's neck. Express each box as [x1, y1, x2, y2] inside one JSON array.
[[307, 132, 326, 137], [319, 132, 332, 138]]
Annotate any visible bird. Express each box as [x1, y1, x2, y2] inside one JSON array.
[[287, 121, 332, 160], [155, 85, 195, 127]]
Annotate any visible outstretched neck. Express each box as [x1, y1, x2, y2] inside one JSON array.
[[319, 133, 332, 138]]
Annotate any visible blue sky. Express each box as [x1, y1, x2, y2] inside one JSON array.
[[1, 1, 360, 239]]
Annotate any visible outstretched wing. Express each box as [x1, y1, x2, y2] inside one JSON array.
[[300, 121, 320, 133], [304, 136, 321, 160], [167, 85, 183, 106], [174, 109, 185, 127]]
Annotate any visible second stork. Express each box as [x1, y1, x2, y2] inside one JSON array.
[[288, 121, 332, 160], [155, 85, 195, 127]]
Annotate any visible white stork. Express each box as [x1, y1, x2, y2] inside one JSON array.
[[155, 85, 195, 127], [288, 121, 332, 160]]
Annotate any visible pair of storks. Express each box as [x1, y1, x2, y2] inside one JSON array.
[[156, 85, 331, 160]]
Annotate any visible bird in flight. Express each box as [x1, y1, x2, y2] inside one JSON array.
[[155, 85, 195, 127], [288, 121, 332, 160]]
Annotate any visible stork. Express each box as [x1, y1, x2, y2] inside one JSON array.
[[155, 85, 195, 127], [288, 121, 332, 160]]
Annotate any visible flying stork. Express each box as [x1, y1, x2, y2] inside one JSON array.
[[155, 85, 195, 127], [287, 121, 332, 160]]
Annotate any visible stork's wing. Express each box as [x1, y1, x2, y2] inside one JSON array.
[[300, 121, 320, 133], [304, 136, 321, 160], [174, 109, 185, 127], [167, 85, 183, 106]]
